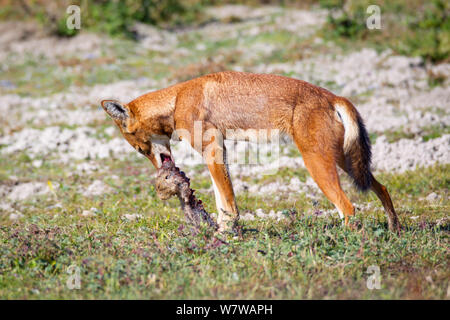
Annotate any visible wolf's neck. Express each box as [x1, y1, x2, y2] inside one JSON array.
[[129, 84, 181, 120]]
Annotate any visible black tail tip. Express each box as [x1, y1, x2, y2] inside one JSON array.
[[353, 171, 373, 192]]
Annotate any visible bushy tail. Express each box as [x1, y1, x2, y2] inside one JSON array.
[[334, 100, 372, 191]]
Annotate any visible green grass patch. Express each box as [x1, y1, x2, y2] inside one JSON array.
[[370, 124, 450, 143], [318, 0, 449, 63], [0, 151, 448, 299]]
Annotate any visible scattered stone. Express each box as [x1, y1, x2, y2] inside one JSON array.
[[0, 21, 110, 63], [104, 126, 116, 137], [255, 208, 266, 219], [76, 162, 99, 174], [32, 160, 43, 168], [436, 217, 448, 226], [83, 180, 113, 197], [240, 212, 255, 221], [0, 202, 13, 212], [372, 135, 450, 172], [7, 182, 50, 201], [9, 212, 24, 221], [81, 207, 97, 217], [130, 23, 177, 52], [122, 213, 143, 221], [425, 192, 441, 202], [0, 126, 135, 163], [46, 203, 63, 210]]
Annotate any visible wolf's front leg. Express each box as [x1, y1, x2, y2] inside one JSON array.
[[205, 145, 239, 233], [207, 162, 239, 232], [176, 115, 239, 233]]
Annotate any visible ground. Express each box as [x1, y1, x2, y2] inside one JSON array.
[[0, 4, 449, 299]]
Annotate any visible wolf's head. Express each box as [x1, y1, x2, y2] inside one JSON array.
[[101, 100, 172, 168]]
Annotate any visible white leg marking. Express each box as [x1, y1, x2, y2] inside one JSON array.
[[209, 173, 226, 221], [336, 207, 344, 219]]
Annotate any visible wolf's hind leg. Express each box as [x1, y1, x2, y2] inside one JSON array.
[[301, 151, 355, 224]]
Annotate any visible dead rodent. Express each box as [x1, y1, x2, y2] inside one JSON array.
[[155, 159, 218, 230], [155, 160, 182, 200]]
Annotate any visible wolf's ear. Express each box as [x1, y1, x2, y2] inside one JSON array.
[[101, 100, 129, 120]]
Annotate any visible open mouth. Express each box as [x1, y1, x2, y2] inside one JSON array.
[[160, 153, 172, 163]]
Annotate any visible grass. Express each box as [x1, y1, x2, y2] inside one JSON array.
[[0, 46, 173, 97], [2, 214, 447, 299], [318, 0, 449, 62], [0, 142, 448, 299], [369, 124, 450, 144]]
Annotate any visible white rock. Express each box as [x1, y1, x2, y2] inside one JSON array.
[[9, 212, 24, 220], [81, 207, 97, 217], [0, 202, 13, 212], [372, 135, 450, 173], [255, 208, 266, 218], [240, 212, 255, 221], [7, 182, 50, 201], [425, 192, 441, 202], [83, 180, 113, 197], [122, 213, 143, 221], [32, 160, 42, 168]]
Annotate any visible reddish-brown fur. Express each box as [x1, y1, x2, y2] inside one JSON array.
[[101, 71, 400, 233]]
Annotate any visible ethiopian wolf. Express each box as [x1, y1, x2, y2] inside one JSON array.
[[101, 71, 400, 233]]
